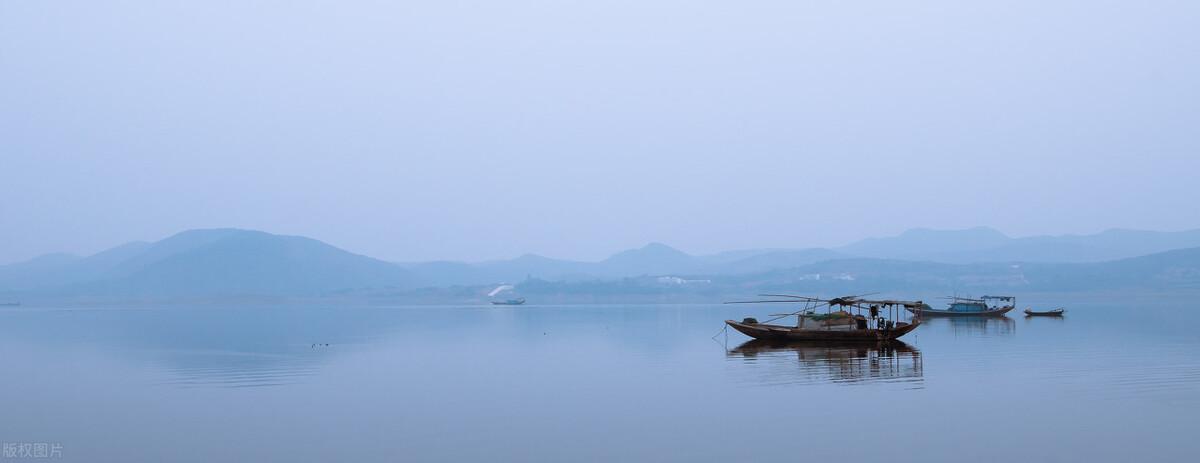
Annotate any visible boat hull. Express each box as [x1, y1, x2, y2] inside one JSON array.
[[724, 320, 919, 342], [907, 306, 1013, 317], [1024, 308, 1064, 317]]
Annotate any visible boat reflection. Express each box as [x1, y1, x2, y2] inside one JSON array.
[[1023, 311, 1067, 325], [727, 340, 923, 386], [926, 315, 1016, 337]]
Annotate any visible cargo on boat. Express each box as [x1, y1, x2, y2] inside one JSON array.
[[725, 294, 923, 343]]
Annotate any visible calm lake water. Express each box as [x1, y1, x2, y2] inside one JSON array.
[[2, 297, 1199, 462]]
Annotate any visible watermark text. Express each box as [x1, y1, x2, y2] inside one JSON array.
[[2, 443, 62, 459]]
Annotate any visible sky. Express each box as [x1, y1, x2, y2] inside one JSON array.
[[2, 0, 1199, 264]]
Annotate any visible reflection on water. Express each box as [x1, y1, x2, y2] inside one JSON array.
[[727, 340, 923, 387], [1023, 313, 1067, 325], [927, 315, 1017, 337], [0, 307, 406, 389]]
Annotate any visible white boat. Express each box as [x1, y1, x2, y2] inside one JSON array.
[[487, 285, 525, 305], [908, 295, 1015, 317]]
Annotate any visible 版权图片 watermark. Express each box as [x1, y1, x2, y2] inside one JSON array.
[[2, 443, 62, 459]]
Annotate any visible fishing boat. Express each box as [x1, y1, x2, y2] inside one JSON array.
[[909, 295, 1014, 317], [1024, 307, 1065, 317], [490, 298, 526, 306], [725, 294, 924, 343]]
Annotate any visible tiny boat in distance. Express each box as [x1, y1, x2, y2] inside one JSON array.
[[487, 284, 524, 305], [725, 294, 923, 342], [909, 295, 1015, 317], [1024, 307, 1065, 317]]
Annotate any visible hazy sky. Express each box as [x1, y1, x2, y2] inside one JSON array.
[[3, 1, 1198, 264]]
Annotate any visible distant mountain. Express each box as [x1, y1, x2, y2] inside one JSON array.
[[839, 227, 1011, 259], [400, 243, 847, 286], [595, 243, 847, 277], [492, 254, 596, 280], [0, 229, 412, 299], [401, 243, 703, 285], [779, 246, 1200, 292], [996, 229, 1200, 262], [694, 248, 792, 264], [598, 242, 695, 276], [839, 227, 1200, 263], [511, 246, 1200, 302], [707, 248, 847, 275], [1022, 246, 1200, 290], [402, 253, 594, 287], [0, 253, 82, 290]]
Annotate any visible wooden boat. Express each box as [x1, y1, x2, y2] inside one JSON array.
[[726, 318, 919, 342], [907, 295, 1014, 317], [725, 294, 923, 343], [1024, 307, 1065, 317], [490, 298, 526, 305]]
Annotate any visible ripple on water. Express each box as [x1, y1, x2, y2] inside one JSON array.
[[151, 349, 322, 389]]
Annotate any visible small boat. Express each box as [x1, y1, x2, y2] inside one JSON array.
[[1024, 307, 1065, 317], [0, 302, 19, 307], [908, 295, 1014, 317], [487, 284, 525, 305], [725, 294, 924, 343]]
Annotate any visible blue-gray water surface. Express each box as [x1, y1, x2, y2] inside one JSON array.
[[2, 297, 1198, 462]]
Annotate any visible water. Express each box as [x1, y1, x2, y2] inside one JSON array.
[[2, 298, 1198, 462]]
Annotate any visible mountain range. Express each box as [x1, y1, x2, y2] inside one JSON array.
[[2, 226, 1199, 302], [404, 226, 1200, 286]]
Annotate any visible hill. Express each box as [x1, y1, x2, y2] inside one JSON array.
[[399, 243, 846, 286], [0, 229, 412, 299], [507, 246, 1200, 303], [839, 227, 1200, 263]]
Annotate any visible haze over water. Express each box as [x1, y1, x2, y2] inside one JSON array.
[[5, 1, 1200, 264], [5, 1, 1200, 462], [2, 296, 1196, 462]]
